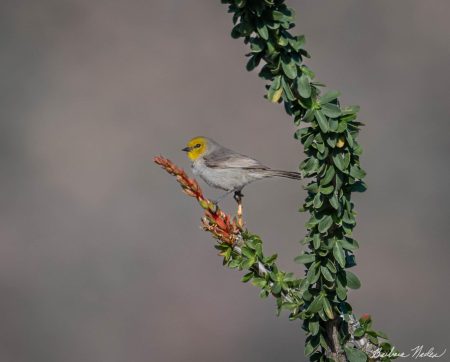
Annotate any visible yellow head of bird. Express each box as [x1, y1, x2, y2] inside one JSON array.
[[182, 137, 208, 160]]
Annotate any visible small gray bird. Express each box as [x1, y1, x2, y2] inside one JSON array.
[[182, 136, 301, 203]]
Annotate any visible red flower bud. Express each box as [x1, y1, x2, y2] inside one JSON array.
[[154, 155, 240, 245]]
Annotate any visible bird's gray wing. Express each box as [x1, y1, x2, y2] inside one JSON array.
[[204, 148, 269, 170]]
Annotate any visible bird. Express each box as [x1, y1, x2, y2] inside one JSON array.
[[182, 136, 302, 204]]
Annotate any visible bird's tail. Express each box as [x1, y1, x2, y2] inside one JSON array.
[[267, 169, 302, 180]]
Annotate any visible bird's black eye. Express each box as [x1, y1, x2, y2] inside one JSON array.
[[195, 143, 201, 148]]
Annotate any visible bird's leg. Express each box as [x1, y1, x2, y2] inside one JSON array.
[[233, 189, 244, 228]]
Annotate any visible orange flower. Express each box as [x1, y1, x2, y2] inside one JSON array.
[[154, 156, 241, 245]]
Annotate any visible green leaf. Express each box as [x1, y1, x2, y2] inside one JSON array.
[[267, 76, 282, 103], [320, 166, 335, 186], [309, 319, 320, 336], [268, 87, 283, 103], [322, 297, 334, 319], [315, 140, 325, 154], [314, 110, 329, 133], [320, 266, 334, 282], [336, 119, 348, 133], [304, 339, 315, 357], [241, 246, 255, 258], [281, 76, 295, 101], [300, 65, 315, 79], [304, 181, 319, 193], [329, 194, 339, 210], [306, 263, 321, 284], [321, 103, 341, 118], [341, 105, 360, 115], [245, 238, 259, 250], [343, 152, 351, 170], [289, 35, 305, 51], [271, 282, 282, 294], [350, 165, 366, 179], [319, 90, 340, 104], [344, 346, 368, 362], [230, 24, 241, 39], [294, 253, 316, 264], [345, 270, 361, 289], [318, 215, 333, 233], [340, 113, 357, 126], [297, 74, 311, 98], [299, 236, 311, 245], [335, 171, 344, 192], [272, 10, 286, 22], [332, 152, 348, 172], [281, 55, 298, 79], [228, 259, 240, 269], [351, 181, 367, 192], [256, 20, 269, 40], [300, 109, 315, 123], [294, 126, 310, 140], [313, 193, 323, 209], [251, 277, 267, 288], [281, 302, 298, 312], [367, 333, 379, 344], [346, 130, 354, 148], [297, 278, 309, 298], [343, 210, 355, 225], [313, 234, 321, 250], [301, 157, 319, 174], [346, 254, 356, 268], [277, 34, 289, 46], [272, 75, 282, 90], [319, 333, 330, 350], [250, 38, 265, 53], [333, 241, 346, 268], [329, 118, 339, 132], [264, 253, 278, 264], [307, 294, 323, 313], [246, 54, 260, 71], [319, 185, 334, 195], [259, 289, 270, 299], [354, 327, 365, 338], [340, 238, 359, 251], [336, 282, 347, 300], [326, 259, 337, 273], [326, 133, 337, 148], [241, 272, 253, 283], [241, 257, 254, 269], [298, 96, 313, 110]]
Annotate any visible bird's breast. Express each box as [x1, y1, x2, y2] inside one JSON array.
[[191, 158, 259, 191]]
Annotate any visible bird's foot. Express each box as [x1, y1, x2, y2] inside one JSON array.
[[233, 190, 244, 203]]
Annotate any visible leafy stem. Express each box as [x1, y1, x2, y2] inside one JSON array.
[[156, 0, 397, 360]]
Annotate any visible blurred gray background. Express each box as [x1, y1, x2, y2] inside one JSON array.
[[1, 1, 449, 361]]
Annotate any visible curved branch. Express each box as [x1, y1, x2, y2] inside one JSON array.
[[154, 156, 391, 361]]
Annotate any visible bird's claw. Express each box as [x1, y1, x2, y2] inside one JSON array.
[[233, 190, 244, 203]]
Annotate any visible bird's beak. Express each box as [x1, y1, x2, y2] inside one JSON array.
[[182, 146, 192, 152]]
